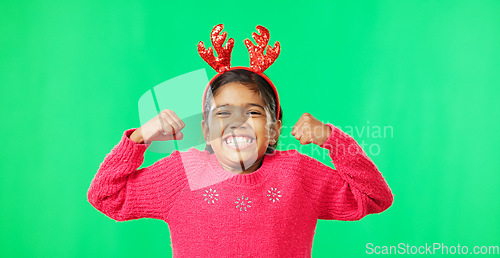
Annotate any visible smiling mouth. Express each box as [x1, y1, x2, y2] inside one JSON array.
[[223, 136, 255, 150]]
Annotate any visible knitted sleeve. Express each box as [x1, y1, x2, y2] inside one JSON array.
[[297, 123, 393, 221], [87, 128, 186, 222]]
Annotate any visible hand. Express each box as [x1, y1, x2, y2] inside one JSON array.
[[130, 109, 185, 144], [291, 113, 332, 145]]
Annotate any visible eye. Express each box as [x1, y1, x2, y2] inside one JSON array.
[[216, 111, 230, 116], [247, 111, 262, 116]]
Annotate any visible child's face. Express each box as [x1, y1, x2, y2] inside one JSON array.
[[202, 82, 278, 173]]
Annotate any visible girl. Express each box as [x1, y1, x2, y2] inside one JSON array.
[[87, 24, 393, 257]]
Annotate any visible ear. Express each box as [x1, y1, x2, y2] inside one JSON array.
[[201, 119, 210, 145], [270, 120, 282, 140]]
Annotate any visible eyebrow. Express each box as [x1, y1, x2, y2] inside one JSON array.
[[214, 103, 265, 110]]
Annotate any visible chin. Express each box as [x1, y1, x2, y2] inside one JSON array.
[[226, 149, 258, 165], [214, 145, 261, 171]]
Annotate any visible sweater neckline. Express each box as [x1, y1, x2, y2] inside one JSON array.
[[207, 150, 275, 186]]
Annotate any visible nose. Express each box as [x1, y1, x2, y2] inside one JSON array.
[[228, 115, 249, 129], [227, 107, 250, 129]]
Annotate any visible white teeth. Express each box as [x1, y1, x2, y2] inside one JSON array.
[[225, 136, 253, 145]]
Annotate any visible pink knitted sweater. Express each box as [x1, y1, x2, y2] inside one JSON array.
[[87, 123, 393, 257]]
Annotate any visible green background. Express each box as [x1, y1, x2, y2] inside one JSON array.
[[1, 0, 499, 257]]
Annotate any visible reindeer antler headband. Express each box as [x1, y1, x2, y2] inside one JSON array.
[[198, 24, 281, 120]]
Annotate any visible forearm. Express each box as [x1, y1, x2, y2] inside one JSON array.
[[87, 128, 150, 220], [320, 123, 393, 213]]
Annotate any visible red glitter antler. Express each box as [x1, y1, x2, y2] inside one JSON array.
[[244, 25, 281, 73], [198, 24, 235, 73]]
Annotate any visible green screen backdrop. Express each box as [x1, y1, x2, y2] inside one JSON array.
[[1, 0, 499, 257]]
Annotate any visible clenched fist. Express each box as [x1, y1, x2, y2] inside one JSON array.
[[130, 109, 185, 144], [291, 113, 332, 145]]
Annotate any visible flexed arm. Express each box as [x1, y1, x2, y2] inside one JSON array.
[[87, 128, 186, 221], [87, 110, 187, 221], [291, 113, 393, 221]]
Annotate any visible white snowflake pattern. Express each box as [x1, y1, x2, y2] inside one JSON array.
[[203, 188, 219, 204], [235, 195, 252, 211], [267, 187, 282, 202]]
